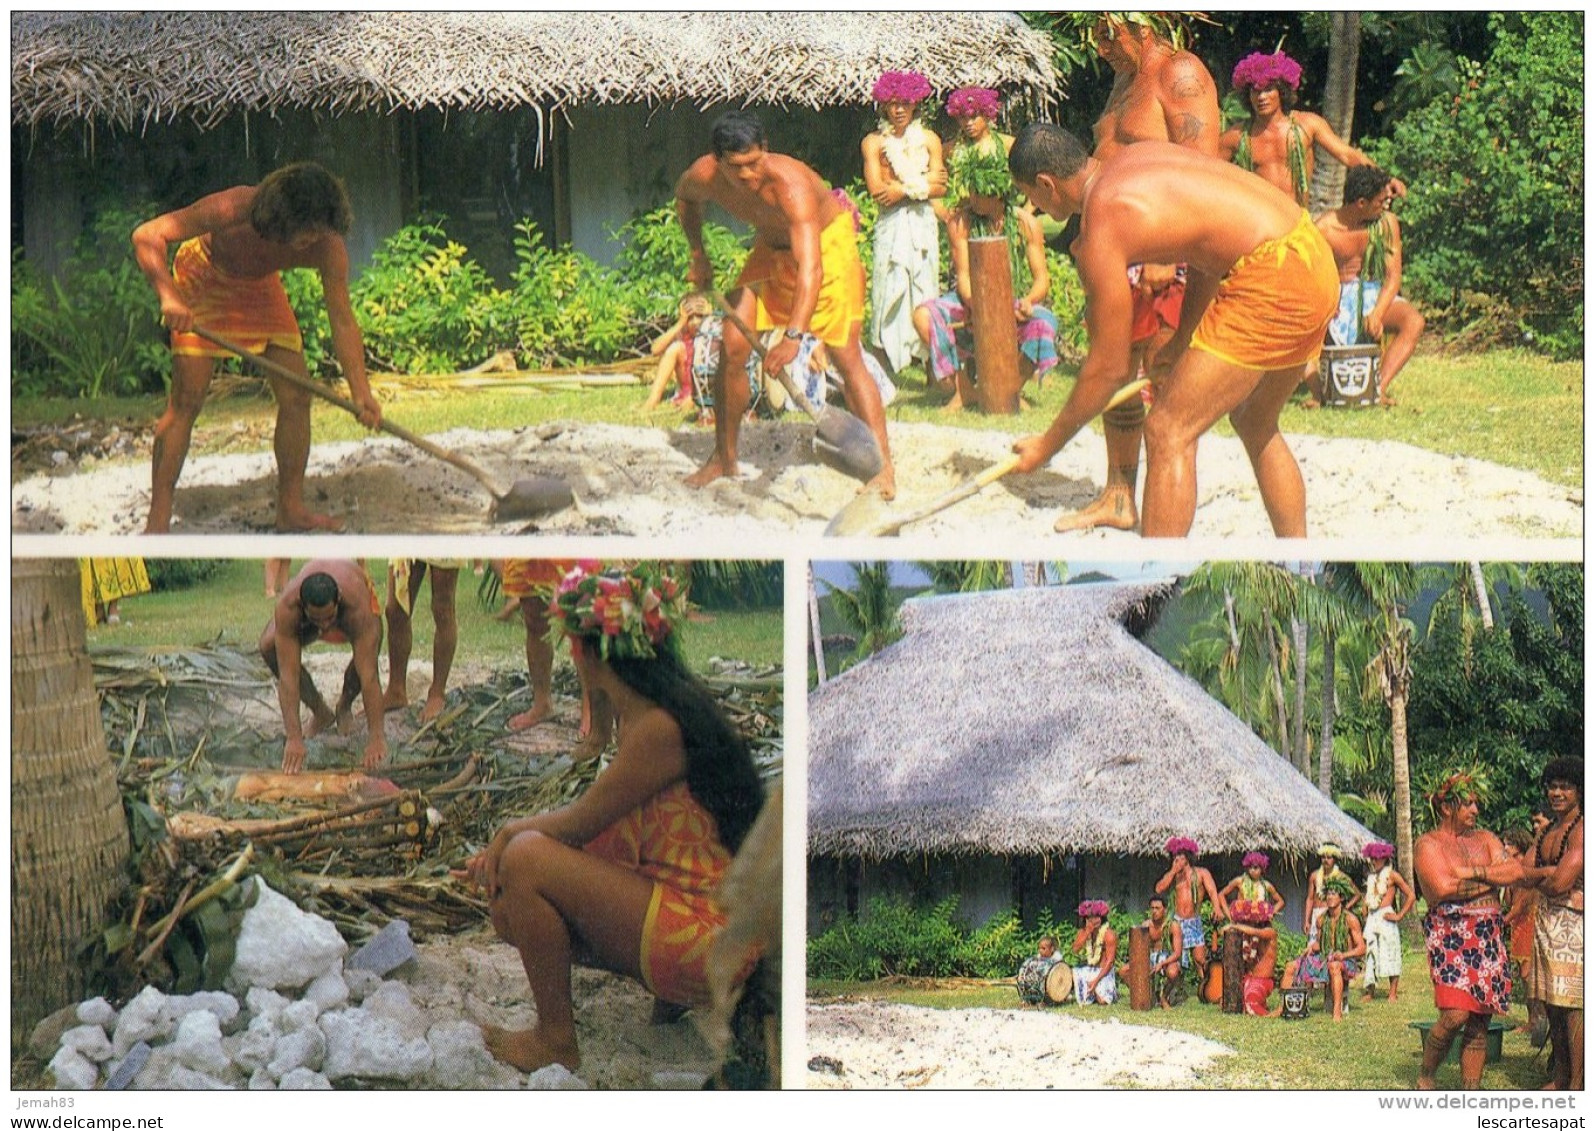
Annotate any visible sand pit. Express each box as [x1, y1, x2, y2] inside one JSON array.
[[12, 416, 1582, 542], [806, 1000, 1232, 1089]]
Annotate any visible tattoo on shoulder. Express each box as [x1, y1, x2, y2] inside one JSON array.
[[1170, 114, 1205, 143], [1170, 73, 1206, 100]]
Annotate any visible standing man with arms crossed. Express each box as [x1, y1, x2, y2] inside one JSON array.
[[1055, 13, 1221, 534], [676, 112, 896, 500], [1524, 757, 1583, 1091], [1413, 770, 1525, 1090], [132, 162, 382, 533]]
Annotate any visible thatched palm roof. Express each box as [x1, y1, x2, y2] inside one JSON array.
[[12, 12, 1060, 131], [809, 580, 1374, 864]]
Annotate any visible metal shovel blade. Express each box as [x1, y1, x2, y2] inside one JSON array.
[[490, 476, 576, 521]]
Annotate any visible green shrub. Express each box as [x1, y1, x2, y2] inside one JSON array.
[[350, 217, 506, 373], [12, 207, 167, 397], [1370, 12, 1582, 359], [145, 559, 227, 591], [964, 908, 1029, 978]]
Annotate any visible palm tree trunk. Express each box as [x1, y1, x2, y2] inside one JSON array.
[[1264, 619, 1291, 759], [12, 559, 129, 1042], [1310, 12, 1362, 212], [1390, 681, 1414, 879], [1291, 614, 1309, 774], [1317, 625, 1337, 795], [1469, 561, 1495, 631], [808, 567, 827, 684]]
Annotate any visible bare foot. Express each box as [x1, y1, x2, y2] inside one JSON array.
[[483, 1025, 580, 1073], [382, 688, 409, 713], [362, 742, 388, 771], [336, 708, 358, 737], [684, 459, 735, 488], [305, 709, 336, 739], [938, 389, 965, 414], [1416, 1076, 1437, 1090], [1302, 398, 1322, 410], [1053, 486, 1137, 534], [275, 509, 344, 533], [508, 703, 552, 732], [572, 734, 610, 762], [419, 692, 446, 724], [1379, 395, 1399, 408], [862, 467, 897, 502]]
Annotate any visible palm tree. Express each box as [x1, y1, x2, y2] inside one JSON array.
[[820, 562, 901, 668], [1306, 12, 1363, 212], [12, 559, 129, 1042], [1181, 562, 1302, 763], [808, 565, 827, 684], [1329, 562, 1421, 877]]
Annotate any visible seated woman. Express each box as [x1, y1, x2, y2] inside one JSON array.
[[642, 294, 712, 413], [462, 562, 767, 1072], [912, 145, 1057, 409], [1281, 874, 1366, 1021]]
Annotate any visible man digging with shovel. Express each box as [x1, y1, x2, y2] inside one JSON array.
[[133, 162, 382, 533], [675, 111, 895, 500]]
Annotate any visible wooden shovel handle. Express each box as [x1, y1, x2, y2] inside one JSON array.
[[703, 289, 826, 423], [191, 327, 505, 493]]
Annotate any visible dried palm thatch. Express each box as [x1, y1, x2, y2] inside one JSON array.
[[13, 12, 1060, 133], [809, 580, 1374, 864]]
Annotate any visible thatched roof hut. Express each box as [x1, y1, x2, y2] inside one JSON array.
[[12, 12, 1060, 272], [809, 580, 1373, 865], [12, 12, 1060, 131]]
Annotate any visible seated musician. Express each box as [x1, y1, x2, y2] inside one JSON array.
[[912, 145, 1057, 409]]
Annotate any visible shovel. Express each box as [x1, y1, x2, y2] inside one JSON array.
[[706, 290, 883, 482], [193, 327, 573, 522], [825, 378, 1150, 537]]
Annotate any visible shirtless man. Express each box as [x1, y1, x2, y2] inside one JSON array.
[[1154, 837, 1227, 973], [1056, 13, 1220, 535], [1221, 50, 1400, 208], [132, 162, 381, 533], [676, 111, 895, 499], [1068, 901, 1119, 1005], [1313, 165, 1425, 405], [260, 559, 386, 774], [1523, 756, 1583, 1090], [1414, 770, 1525, 1089], [1117, 892, 1184, 1006], [1010, 127, 1339, 537], [1281, 877, 1365, 1021]]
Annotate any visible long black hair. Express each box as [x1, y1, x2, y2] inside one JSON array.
[[606, 648, 765, 853]]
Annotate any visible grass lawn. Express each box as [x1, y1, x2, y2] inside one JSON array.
[[809, 950, 1551, 1090], [88, 559, 783, 671], [16, 345, 1582, 489]]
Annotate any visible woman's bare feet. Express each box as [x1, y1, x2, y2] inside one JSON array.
[[1053, 485, 1137, 534], [382, 687, 409, 713], [483, 1024, 580, 1073], [419, 692, 447, 724]]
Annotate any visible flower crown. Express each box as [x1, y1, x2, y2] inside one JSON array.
[[1242, 851, 1270, 870], [1165, 836, 1200, 858], [1078, 900, 1111, 919], [1363, 841, 1395, 861], [872, 71, 932, 105], [946, 86, 1001, 120], [551, 561, 688, 662], [1426, 765, 1491, 810], [1232, 51, 1302, 92]]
